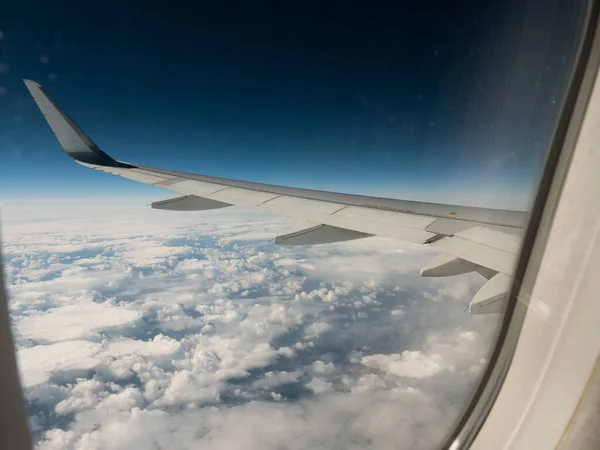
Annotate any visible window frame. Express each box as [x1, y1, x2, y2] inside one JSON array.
[[442, 1, 600, 448]]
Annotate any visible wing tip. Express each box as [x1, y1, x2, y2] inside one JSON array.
[[22, 78, 134, 169], [23, 79, 41, 89]]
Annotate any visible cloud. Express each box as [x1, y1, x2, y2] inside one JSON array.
[[1, 198, 501, 449], [251, 371, 303, 390], [18, 301, 141, 343], [361, 351, 445, 379], [306, 378, 334, 394], [18, 340, 103, 388], [311, 360, 335, 374]]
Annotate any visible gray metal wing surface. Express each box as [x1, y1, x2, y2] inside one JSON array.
[[24, 79, 528, 314]]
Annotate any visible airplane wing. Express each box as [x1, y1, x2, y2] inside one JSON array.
[[23, 79, 528, 315]]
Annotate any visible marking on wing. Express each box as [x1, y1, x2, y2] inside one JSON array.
[[115, 169, 170, 184], [261, 195, 282, 204], [330, 205, 350, 215], [153, 177, 186, 187], [333, 206, 438, 229], [425, 218, 475, 235], [167, 179, 230, 196], [424, 233, 446, 244], [212, 187, 280, 205], [211, 186, 232, 194], [259, 196, 346, 215]]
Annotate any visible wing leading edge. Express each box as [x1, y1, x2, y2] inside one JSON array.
[[24, 79, 528, 314]]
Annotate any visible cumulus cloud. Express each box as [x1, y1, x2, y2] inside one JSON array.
[[18, 301, 141, 343], [361, 351, 445, 379], [18, 340, 103, 388], [252, 371, 302, 390], [1, 198, 501, 449]]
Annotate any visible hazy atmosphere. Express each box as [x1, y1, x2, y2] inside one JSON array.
[[3, 200, 497, 449]]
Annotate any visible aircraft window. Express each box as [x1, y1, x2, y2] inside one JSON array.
[[0, 1, 591, 449]]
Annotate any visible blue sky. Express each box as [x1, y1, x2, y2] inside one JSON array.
[[0, 0, 585, 208]]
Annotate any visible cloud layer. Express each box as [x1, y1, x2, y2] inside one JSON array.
[[2, 199, 500, 449]]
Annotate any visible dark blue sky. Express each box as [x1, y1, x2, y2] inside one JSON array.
[[0, 0, 587, 207]]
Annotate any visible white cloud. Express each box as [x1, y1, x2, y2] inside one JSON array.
[[252, 371, 302, 390], [311, 360, 335, 374], [304, 322, 332, 339], [306, 378, 334, 394], [18, 341, 103, 388], [18, 301, 141, 343], [361, 351, 446, 379], [54, 379, 106, 415], [351, 373, 387, 393], [154, 370, 223, 406], [2, 199, 500, 449], [103, 335, 180, 358]]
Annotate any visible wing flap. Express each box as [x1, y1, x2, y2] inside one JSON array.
[[430, 235, 516, 275], [257, 200, 441, 245], [260, 196, 346, 215], [425, 218, 477, 235], [332, 206, 438, 229], [454, 226, 522, 255]]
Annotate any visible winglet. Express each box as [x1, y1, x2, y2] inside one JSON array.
[[23, 79, 132, 168], [23, 79, 41, 89]]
